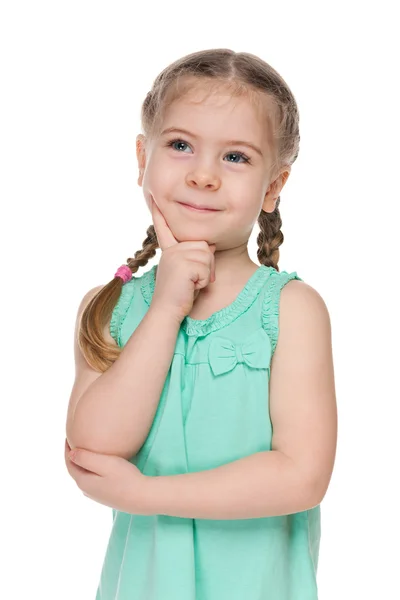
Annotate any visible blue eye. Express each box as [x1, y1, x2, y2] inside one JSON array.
[[167, 139, 191, 153], [165, 138, 251, 164], [225, 152, 250, 164]]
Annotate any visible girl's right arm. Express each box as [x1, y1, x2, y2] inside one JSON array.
[[66, 289, 182, 460], [67, 197, 215, 461]]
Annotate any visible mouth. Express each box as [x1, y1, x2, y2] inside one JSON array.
[[177, 201, 221, 213]]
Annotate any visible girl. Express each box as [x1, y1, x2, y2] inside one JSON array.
[[65, 48, 337, 600]]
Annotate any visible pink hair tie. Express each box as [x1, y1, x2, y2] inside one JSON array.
[[114, 265, 132, 283]]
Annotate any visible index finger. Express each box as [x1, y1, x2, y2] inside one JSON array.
[[151, 197, 178, 250]]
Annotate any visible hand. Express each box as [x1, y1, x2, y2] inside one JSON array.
[[150, 196, 216, 321], [64, 439, 153, 515]]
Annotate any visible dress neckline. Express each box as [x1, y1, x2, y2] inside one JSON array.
[[139, 263, 273, 337]]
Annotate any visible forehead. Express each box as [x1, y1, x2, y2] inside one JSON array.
[[159, 81, 275, 152]]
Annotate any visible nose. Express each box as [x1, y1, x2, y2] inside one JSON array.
[[185, 164, 221, 191]]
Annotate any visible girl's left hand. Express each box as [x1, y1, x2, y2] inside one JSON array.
[[64, 439, 153, 515]]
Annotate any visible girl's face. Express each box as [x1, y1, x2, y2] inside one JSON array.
[[136, 87, 288, 249]]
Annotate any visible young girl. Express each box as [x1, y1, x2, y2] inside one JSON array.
[[65, 48, 337, 600]]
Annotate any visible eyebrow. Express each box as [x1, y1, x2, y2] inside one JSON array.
[[160, 127, 263, 157]]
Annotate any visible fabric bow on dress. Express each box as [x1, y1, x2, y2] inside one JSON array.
[[208, 327, 272, 376]]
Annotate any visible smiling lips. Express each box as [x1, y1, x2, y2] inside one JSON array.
[[178, 201, 221, 213]]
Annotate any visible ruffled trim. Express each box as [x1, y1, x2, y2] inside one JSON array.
[[110, 277, 136, 347], [140, 264, 274, 337], [262, 270, 303, 354], [139, 265, 157, 307]]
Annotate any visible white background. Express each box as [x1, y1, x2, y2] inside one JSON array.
[[1, 1, 399, 598]]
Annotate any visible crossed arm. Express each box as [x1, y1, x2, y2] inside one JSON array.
[[66, 281, 337, 519], [143, 281, 337, 519]]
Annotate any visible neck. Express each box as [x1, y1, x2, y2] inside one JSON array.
[[200, 243, 259, 298], [154, 242, 259, 294], [212, 245, 257, 283]]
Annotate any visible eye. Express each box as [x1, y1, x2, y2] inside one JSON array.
[[224, 152, 250, 164], [165, 139, 192, 153], [165, 138, 251, 164]]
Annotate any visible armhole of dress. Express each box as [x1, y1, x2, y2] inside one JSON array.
[[262, 269, 303, 356], [109, 278, 136, 347]]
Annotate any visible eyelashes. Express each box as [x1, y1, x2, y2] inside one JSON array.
[[165, 138, 251, 165]]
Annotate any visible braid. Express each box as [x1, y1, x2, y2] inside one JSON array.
[[125, 224, 159, 275], [256, 196, 284, 272], [79, 48, 301, 371]]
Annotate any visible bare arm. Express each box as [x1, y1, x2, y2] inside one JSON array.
[[66, 285, 181, 460], [141, 281, 337, 519]]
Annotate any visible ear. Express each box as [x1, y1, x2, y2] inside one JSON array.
[[136, 134, 147, 187], [262, 167, 291, 213]]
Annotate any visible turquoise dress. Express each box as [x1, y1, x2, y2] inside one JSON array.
[[96, 263, 321, 600]]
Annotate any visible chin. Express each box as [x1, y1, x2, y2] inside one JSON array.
[[172, 226, 214, 245], [175, 231, 212, 243]]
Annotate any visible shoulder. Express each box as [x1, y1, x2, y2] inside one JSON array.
[[75, 284, 104, 322], [279, 279, 331, 336], [79, 284, 104, 306], [272, 277, 333, 382], [75, 284, 116, 346], [76, 284, 106, 315]]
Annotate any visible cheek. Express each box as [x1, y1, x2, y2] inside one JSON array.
[[142, 159, 177, 202], [141, 163, 161, 211], [231, 187, 263, 220]]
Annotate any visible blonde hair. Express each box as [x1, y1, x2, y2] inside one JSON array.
[[79, 48, 300, 372]]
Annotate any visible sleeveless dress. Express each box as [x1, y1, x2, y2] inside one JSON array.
[[95, 263, 321, 600]]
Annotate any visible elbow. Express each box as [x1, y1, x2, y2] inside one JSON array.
[[66, 401, 91, 451], [66, 413, 103, 454], [65, 404, 107, 453], [307, 472, 329, 508], [66, 420, 138, 461], [65, 416, 78, 451], [66, 420, 90, 453]]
